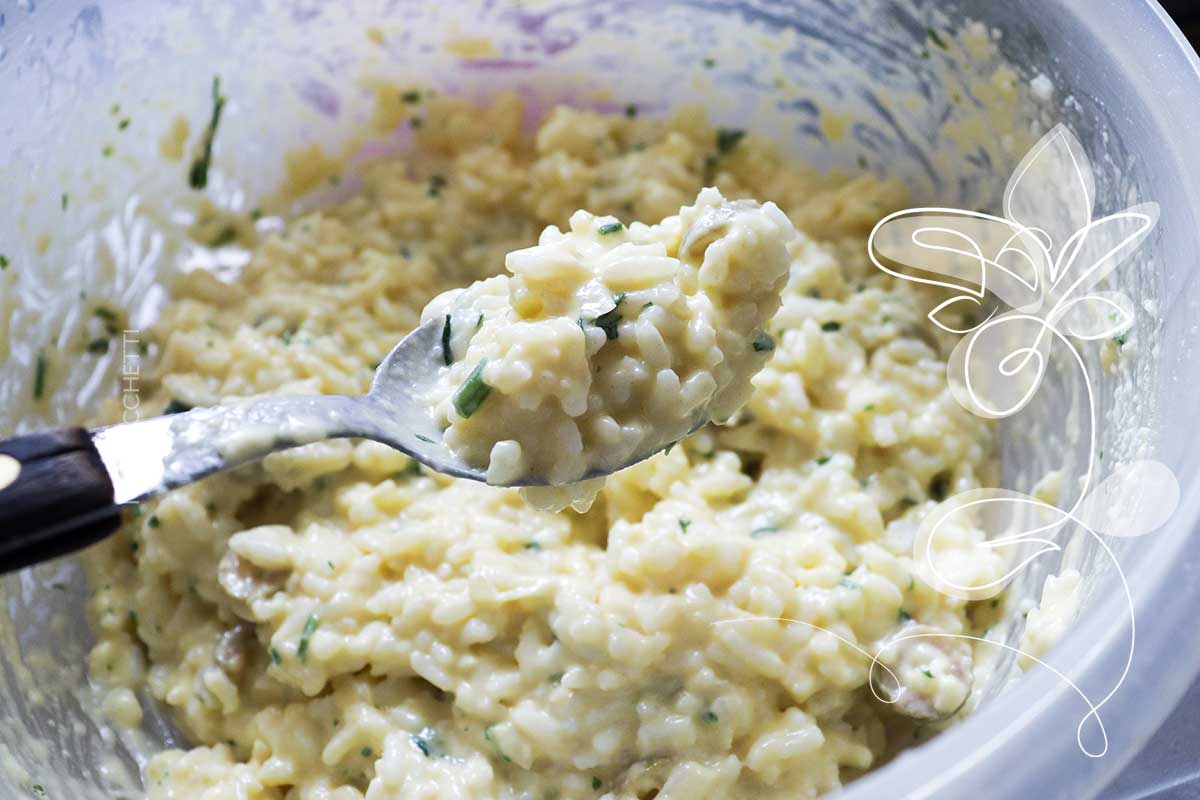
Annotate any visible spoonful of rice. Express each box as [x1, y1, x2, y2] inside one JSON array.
[[0, 188, 796, 571]]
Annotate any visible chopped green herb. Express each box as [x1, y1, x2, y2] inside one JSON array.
[[856, 155, 869, 169], [270, 647, 282, 665], [588, 293, 626, 340], [922, 668, 934, 679], [401, 89, 422, 103], [484, 725, 511, 762], [86, 338, 109, 355], [453, 360, 492, 418], [752, 333, 775, 352], [593, 777, 602, 790], [31, 785, 46, 797], [678, 518, 692, 533], [148, 515, 161, 528], [523, 541, 542, 551], [990, 598, 999, 608], [33, 353, 47, 400], [597, 221, 624, 235], [475, 312, 485, 330], [188, 76, 227, 190], [821, 321, 842, 332], [716, 128, 745, 154], [0, 255, 8, 269], [164, 399, 192, 415], [102, 144, 114, 157], [94, 307, 118, 323], [361, 746, 373, 758], [416, 433, 435, 443], [297, 614, 319, 661], [1113, 331, 1128, 346], [702, 57, 716, 68], [930, 473, 950, 502], [750, 525, 780, 538], [280, 330, 293, 346], [862, 404, 876, 412], [642, 301, 653, 310], [249, 207, 262, 220], [412, 734, 431, 757], [410, 117, 424, 129], [664, 440, 678, 455], [898, 609, 912, 622], [111, 103, 121, 115], [624, 103, 638, 118], [441, 314, 453, 366], [927, 28, 948, 50], [61, 193, 69, 211], [208, 225, 238, 247], [427, 174, 447, 197], [118, 117, 131, 130], [839, 577, 861, 590], [700, 710, 719, 723], [816, 456, 831, 465]]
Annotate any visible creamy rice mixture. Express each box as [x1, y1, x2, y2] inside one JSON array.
[[85, 93, 1002, 800], [421, 188, 795, 511]]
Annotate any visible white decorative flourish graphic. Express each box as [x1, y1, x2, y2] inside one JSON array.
[[860, 123, 1180, 756]]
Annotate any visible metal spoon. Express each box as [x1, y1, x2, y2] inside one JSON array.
[[0, 201, 756, 572]]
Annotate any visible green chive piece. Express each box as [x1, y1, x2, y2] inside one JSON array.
[[678, 518, 691, 533], [815, 456, 831, 465], [0, 255, 8, 269], [401, 89, 422, 103], [752, 333, 775, 352], [148, 515, 161, 528], [453, 360, 492, 418], [484, 725, 511, 762], [61, 193, 69, 211], [624, 104, 638, 118], [269, 646, 282, 665], [928, 28, 948, 50], [750, 525, 780, 538], [413, 734, 431, 757], [702, 57, 716, 68], [716, 128, 745, 154], [593, 777, 602, 790], [922, 668, 934, 679], [361, 746, 373, 758], [597, 221, 624, 235], [427, 174, 446, 197], [441, 314, 453, 366], [899, 609, 912, 622], [188, 76, 227, 190], [86, 338, 109, 355], [821, 321, 842, 332], [701, 710, 719, 722], [839, 578, 861, 590], [589, 293, 626, 340], [297, 614, 319, 661], [33, 353, 47, 400]]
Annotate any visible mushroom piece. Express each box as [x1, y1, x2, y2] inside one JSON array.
[[869, 623, 973, 722], [214, 622, 253, 680], [217, 549, 288, 620]]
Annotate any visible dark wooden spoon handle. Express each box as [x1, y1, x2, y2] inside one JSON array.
[[0, 427, 121, 572]]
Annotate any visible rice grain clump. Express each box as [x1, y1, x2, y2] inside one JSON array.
[[421, 189, 795, 510], [82, 93, 1001, 800]]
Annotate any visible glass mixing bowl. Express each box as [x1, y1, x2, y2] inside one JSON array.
[[1, 1, 1198, 797]]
